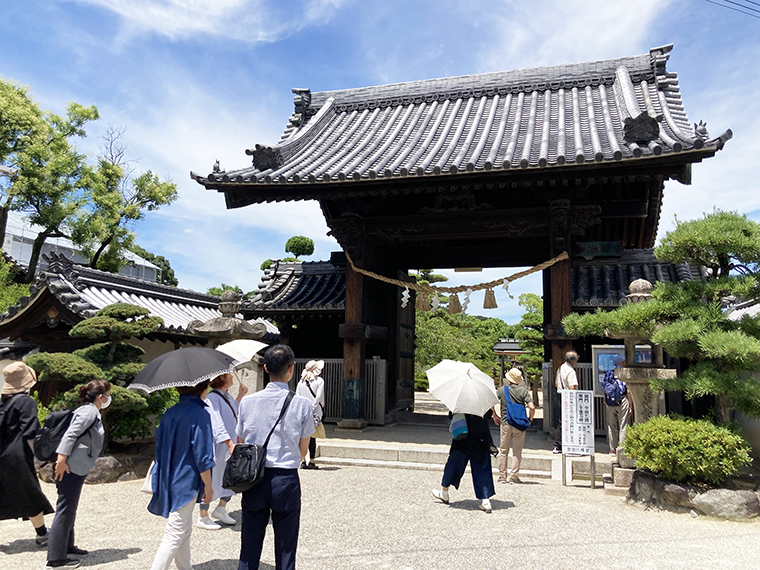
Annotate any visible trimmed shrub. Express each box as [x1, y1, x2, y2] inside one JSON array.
[[624, 415, 751, 485]]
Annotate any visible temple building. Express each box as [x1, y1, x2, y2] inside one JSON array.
[[194, 44, 730, 422]]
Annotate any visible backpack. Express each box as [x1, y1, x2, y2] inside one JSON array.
[[34, 410, 96, 462], [602, 377, 626, 406]]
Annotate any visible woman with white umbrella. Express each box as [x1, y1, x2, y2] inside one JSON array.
[[427, 360, 499, 513], [296, 360, 325, 469]]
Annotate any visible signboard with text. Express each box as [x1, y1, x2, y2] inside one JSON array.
[[561, 390, 595, 455]]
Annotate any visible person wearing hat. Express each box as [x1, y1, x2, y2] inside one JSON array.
[[295, 359, 326, 469], [0, 362, 54, 546], [601, 355, 632, 455], [494, 367, 535, 484]]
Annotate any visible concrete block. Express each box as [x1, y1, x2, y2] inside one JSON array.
[[613, 466, 635, 488], [398, 448, 448, 464]]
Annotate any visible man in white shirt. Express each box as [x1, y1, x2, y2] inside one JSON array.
[[553, 351, 578, 454], [236, 345, 314, 570]]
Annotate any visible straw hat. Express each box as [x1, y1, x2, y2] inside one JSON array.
[[2, 361, 37, 395], [505, 368, 523, 385]]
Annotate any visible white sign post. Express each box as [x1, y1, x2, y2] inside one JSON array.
[[561, 389, 596, 488]]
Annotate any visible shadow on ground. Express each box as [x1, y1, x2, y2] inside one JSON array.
[[79, 547, 141, 566], [195, 560, 273, 569], [0, 538, 45, 555]]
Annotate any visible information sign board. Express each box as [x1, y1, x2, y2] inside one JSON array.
[[561, 390, 595, 455]]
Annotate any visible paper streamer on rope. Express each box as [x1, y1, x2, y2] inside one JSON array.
[[501, 278, 514, 299], [431, 293, 440, 312], [415, 292, 430, 311], [483, 289, 497, 309], [461, 288, 472, 315], [448, 293, 462, 314], [401, 286, 410, 308]]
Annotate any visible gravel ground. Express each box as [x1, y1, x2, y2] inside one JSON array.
[[2, 465, 759, 570]]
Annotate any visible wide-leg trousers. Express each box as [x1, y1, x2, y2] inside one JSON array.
[[441, 450, 495, 500]]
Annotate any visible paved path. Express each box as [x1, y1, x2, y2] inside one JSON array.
[[2, 465, 759, 570]]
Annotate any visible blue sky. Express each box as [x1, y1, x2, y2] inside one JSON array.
[[2, 0, 759, 325]]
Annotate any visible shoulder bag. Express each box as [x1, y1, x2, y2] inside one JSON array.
[[504, 387, 531, 431], [223, 391, 295, 493]]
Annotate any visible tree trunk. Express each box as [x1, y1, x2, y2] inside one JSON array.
[[25, 231, 49, 283], [107, 341, 117, 365], [90, 233, 115, 269], [715, 394, 731, 424], [0, 205, 8, 251]]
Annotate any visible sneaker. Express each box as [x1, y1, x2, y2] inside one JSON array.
[[300, 462, 308, 470], [609, 448, 617, 455], [196, 516, 221, 530], [46, 559, 80, 569], [306, 462, 319, 470], [497, 476, 508, 484], [67, 547, 89, 556], [431, 489, 449, 504], [508, 477, 522, 484], [211, 506, 236, 525], [36, 534, 49, 547], [552, 447, 562, 454], [479, 499, 492, 513]]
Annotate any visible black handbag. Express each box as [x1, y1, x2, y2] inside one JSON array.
[[223, 391, 294, 493]]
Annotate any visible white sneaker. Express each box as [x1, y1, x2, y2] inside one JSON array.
[[196, 515, 221, 530], [479, 499, 492, 513], [431, 489, 449, 504], [211, 506, 236, 525]]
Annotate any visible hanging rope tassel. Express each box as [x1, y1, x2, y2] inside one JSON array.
[[483, 289, 498, 309], [448, 293, 462, 314], [415, 292, 431, 311]]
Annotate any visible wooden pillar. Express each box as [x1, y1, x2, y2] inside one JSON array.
[[548, 199, 573, 378], [338, 262, 368, 428]]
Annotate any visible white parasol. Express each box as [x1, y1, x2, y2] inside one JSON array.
[[426, 359, 498, 416], [215, 340, 268, 362]]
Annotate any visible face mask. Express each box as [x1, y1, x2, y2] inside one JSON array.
[[100, 394, 112, 409]]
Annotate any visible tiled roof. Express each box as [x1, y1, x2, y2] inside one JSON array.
[[727, 299, 760, 322], [0, 253, 278, 337], [246, 260, 345, 312], [571, 249, 703, 308], [193, 45, 730, 200]]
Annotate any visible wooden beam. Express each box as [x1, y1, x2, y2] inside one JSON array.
[[339, 324, 389, 340]]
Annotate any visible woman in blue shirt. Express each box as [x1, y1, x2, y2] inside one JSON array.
[[148, 380, 215, 570]]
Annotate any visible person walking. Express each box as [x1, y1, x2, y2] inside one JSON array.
[[432, 410, 498, 513], [46, 379, 111, 569], [496, 368, 535, 484], [601, 355, 632, 456], [236, 344, 314, 570], [148, 379, 215, 570], [553, 351, 578, 454], [0, 362, 54, 547], [295, 359, 325, 470], [197, 372, 248, 530]]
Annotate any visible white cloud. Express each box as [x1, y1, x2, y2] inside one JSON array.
[[67, 0, 351, 43]]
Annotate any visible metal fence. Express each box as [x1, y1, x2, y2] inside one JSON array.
[[291, 358, 387, 425], [542, 362, 606, 435]]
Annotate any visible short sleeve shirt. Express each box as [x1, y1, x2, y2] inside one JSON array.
[[555, 362, 578, 392], [237, 382, 315, 469], [497, 384, 533, 424]]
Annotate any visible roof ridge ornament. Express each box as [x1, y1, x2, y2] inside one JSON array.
[[292, 88, 312, 126]]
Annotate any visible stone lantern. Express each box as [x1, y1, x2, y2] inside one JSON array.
[[187, 290, 271, 394]]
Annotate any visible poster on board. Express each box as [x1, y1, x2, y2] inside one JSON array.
[[561, 390, 595, 455]]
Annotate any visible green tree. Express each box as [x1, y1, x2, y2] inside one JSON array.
[[0, 78, 45, 245], [284, 235, 314, 259], [11, 101, 100, 282], [131, 244, 178, 286], [563, 211, 760, 423], [414, 310, 510, 390], [72, 126, 178, 272], [0, 255, 29, 312], [207, 284, 242, 297], [514, 293, 544, 388], [26, 303, 176, 448]]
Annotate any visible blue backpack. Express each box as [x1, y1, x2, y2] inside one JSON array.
[[602, 375, 626, 406]]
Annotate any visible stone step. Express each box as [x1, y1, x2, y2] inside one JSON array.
[[603, 475, 629, 496], [315, 456, 551, 478]]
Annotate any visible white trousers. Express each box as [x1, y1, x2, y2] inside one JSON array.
[[150, 496, 197, 570]]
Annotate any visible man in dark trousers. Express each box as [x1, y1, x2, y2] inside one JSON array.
[[236, 345, 314, 570]]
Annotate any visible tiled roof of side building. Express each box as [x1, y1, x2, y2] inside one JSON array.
[[193, 44, 731, 199], [571, 248, 704, 308], [246, 260, 346, 311], [0, 253, 278, 337]]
